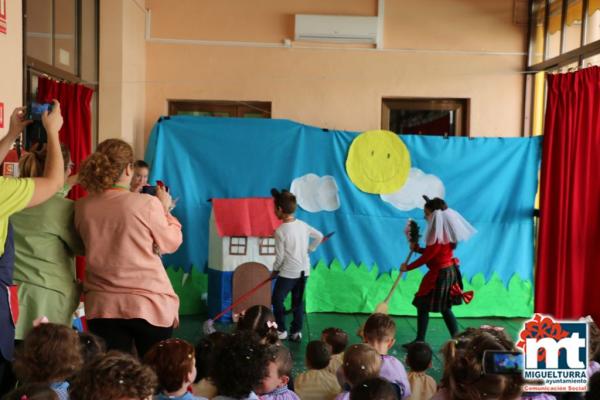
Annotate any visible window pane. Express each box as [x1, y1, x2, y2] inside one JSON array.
[[531, 0, 547, 65], [546, 0, 563, 59], [26, 0, 53, 64], [564, 0, 583, 52], [584, 54, 600, 66], [560, 61, 579, 72], [81, 0, 98, 82], [54, 0, 77, 74], [586, 0, 600, 43], [390, 110, 455, 136], [531, 72, 546, 136]]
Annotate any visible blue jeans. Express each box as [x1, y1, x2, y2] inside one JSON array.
[[272, 274, 307, 334]]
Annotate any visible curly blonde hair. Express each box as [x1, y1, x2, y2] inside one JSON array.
[[79, 139, 133, 193]]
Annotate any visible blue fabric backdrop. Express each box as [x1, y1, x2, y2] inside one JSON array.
[[146, 116, 541, 285]]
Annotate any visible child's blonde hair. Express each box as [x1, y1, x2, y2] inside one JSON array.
[[342, 344, 382, 386]]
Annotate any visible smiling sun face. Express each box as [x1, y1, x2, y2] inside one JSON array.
[[346, 130, 411, 194]]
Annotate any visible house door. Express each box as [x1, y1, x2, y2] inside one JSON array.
[[232, 262, 272, 315]]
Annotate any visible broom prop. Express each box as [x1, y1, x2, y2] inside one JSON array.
[[203, 231, 336, 335], [374, 219, 420, 314]]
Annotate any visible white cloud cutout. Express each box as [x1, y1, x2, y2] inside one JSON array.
[[290, 174, 340, 212], [380, 168, 445, 211]]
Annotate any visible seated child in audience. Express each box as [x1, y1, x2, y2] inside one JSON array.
[[211, 331, 270, 400], [13, 323, 83, 400], [237, 305, 280, 345], [295, 341, 341, 400], [78, 331, 106, 365], [587, 372, 600, 400], [405, 342, 436, 400], [69, 351, 157, 400], [3, 383, 59, 400], [256, 345, 299, 400], [349, 377, 398, 400], [431, 328, 525, 400], [145, 338, 206, 400], [322, 327, 349, 375], [193, 332, 228, 399], [336, 344, 383, 400], [360, 313, 411, 398]]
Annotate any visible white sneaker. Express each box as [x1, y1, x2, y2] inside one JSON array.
[[277, 330, 288, 340], [290, 332, 302, 342]]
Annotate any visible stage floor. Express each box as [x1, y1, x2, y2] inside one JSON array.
[[174, 313, 527, 382]]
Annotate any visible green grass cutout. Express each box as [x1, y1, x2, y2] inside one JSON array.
[[166, 266, 208, 315], [167, 261, 533, 317], [306, 260, 533, 317]]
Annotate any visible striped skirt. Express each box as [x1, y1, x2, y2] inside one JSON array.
[[412, 265, 463, 312]]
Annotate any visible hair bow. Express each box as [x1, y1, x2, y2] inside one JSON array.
[[266, 321, 278, 329], [450, 283, 474, 304]]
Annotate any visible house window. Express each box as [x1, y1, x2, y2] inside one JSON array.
[[259, 237, 276, 256], [229, 236, 247, 255]]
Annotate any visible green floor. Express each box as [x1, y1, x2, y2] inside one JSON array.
[[174, 313, 526, 383]]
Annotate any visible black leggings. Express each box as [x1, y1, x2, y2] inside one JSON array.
[[87, 318, 173, 358], [416, 305, 458, 341]]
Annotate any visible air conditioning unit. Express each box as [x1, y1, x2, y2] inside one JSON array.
[[294, 14, 378, 44]]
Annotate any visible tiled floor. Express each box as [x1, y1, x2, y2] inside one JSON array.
[[175, 313, 526, 382]]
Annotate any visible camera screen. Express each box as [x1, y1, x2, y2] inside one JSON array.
[[29, 103, 53, 121], [484, 351, 524, 374]]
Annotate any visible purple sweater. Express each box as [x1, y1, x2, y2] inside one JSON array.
[[380, 355, 411, 399]]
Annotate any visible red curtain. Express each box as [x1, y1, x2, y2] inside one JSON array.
[[37, 77, 93, 281], [36, 77, 93, 200], [536, 67, 600, 323]]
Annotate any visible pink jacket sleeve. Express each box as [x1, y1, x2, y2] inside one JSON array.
[[145, 197, 183, 254]]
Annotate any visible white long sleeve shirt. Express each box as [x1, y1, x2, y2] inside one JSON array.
[[272, 219, 323, 278]]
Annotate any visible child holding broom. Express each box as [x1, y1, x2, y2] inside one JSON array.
[[400, 196, 476, 348], [270, 189, 324, 342]]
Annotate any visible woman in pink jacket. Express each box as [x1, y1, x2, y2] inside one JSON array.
[[75, 139, 182, 357]]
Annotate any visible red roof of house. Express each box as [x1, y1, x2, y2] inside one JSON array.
[[212, 198, 282, 238]]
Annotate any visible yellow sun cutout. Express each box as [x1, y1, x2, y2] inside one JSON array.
[[346, 130, 411, 194]]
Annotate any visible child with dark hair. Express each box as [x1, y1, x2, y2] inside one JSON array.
[[69, 351, 157, 400], [2, 383, 59, 400], [296, 341, 341, 400], [270, 189, 323, 342], [336, 344, 383, 400], [144, 338, 206, 400], [322, 327, 349, 375], [237, 305, 280, 345], [586, 372, 600, 400], [211, 331, 269, 399], [358, 314, 410, 399], [256, 345, 299, 400], [400, 197, 476, 347], [193, 331, 227, 399], [349, 377, 398, 400], [78, 331, 106, 365], [13, 323, 83, 400], [405, 342, 435, 400]]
